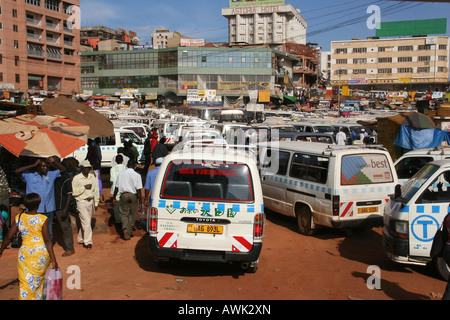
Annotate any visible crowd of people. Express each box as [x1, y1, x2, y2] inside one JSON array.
[[0, 131, 169, 300]]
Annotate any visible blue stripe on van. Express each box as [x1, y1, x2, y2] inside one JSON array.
[[202, 203, 210, 211], [173, 201, 181, 209], [188, 202, 195, 210], [232, 204, 240, 213], [247, 205, 255, 213], [158, 200, 166, 208]]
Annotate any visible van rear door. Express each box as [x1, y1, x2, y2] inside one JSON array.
[[157, 160, 259, 252], [338, 153, 395, 225]]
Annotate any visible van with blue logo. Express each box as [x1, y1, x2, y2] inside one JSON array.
[[383, 159, 450, 280], [394, 146, 450, 185], [147, 143, 265, 273], [258, 142, 398, 235]]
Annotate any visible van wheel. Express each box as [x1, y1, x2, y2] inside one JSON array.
[[296, 206, 316, 236], [434, 257, 450, 281]]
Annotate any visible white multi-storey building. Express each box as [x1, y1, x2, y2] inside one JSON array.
[[222, 3, 307, 45], [330, 36, 450, 90]]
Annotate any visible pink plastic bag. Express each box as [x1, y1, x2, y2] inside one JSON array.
[[43, 268, 63, 300]]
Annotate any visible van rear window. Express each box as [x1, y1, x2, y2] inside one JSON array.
[[341, 154, 393, 185], [161, 161, 254, 202]]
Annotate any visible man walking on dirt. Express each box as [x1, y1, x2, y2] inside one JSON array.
[[112, 159, 143, 240]]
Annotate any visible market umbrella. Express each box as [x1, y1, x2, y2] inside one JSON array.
[[41, 96, 114, 138], [0, 114, 89, 158], [399, 112, 436, 129]]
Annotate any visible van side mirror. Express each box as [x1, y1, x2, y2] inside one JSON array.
[[394, 184, 402, 199]]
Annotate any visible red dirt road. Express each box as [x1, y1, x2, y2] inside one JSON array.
[[0, 199, 447, 301]]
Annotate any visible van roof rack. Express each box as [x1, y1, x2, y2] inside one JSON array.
[[322, 144, 387, 156]]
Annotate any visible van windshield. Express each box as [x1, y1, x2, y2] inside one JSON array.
[[401, 164, 440, 202], [161, 161, 254, 202], [341, 154, 394, 185]]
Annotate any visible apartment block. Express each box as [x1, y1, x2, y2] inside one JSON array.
[[222, 3, 307, 45], [0, 0, 80, 97], [330, 36, 450, 90]]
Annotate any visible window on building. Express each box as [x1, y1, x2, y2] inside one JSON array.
[[378, 57, 392, 63], [335, 48, 347, 54], [353, 69, 367, 74], [336, 59, 347, 64], [417, 67, 430, 73], [439, 44, 448, 50], [378, 68, 392, 74], [15, 74, 20, 83], [353, 48, 367, 53], [353, 58, 367, 64], [398, 45, 413, 51], [418, 56, 431, 61], [398, 57, 413, 62], [418, 44, 432, 50], [398, 68, 413, 73]]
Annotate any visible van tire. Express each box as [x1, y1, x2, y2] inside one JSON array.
[[296, 205, 316, 236], [434, 257, 450, 281]]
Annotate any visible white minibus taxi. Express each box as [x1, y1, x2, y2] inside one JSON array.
[[394, 146, 450, 185], [147, 144, 265, 272], [258, 142, 398, 235], [383, 160, 450, 280]]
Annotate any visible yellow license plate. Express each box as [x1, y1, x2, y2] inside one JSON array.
[[358, 206, 378, 214], [187, 224, 223, 234]]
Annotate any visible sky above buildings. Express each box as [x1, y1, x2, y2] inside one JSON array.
[[79, 0, 450, 50]]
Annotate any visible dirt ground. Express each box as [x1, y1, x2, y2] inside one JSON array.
[[0, 171, 448, 302]]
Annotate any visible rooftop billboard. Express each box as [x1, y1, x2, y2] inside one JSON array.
[[376, 18, 447, 37], [230, 0, 285, 7]]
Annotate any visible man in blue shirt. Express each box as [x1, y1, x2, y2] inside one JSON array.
[[144, 157, 164, 207], [15, 157, 66, 239]]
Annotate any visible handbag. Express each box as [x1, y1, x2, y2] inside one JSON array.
[[430, 213, 450, 258], [10, 213, 23, 248], [43, 268, 63, 300]]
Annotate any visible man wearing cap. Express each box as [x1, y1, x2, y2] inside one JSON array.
[[113, 159, 143, 240], [144, 157, 164, 207], [72, 160, 100, 249]]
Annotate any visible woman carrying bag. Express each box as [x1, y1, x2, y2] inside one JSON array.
[[0, 193, 58, 300]]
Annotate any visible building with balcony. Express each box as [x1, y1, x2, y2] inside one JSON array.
[[0, 0, 80, 99], [330, 36, 450, 91], [80, 46, 300, 106]]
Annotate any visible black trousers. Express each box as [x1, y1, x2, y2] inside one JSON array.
[[55, 209, 74, 252]]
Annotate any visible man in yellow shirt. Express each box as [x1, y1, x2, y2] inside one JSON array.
[[72, 160, 99, 249]]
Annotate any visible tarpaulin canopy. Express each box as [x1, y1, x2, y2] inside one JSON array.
[[394, 126, 450, 151]]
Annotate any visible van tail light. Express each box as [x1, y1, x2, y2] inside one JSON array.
[[254, 213, 265, 239], [333, 195, 340, 217], [148, 207, 158, 234]]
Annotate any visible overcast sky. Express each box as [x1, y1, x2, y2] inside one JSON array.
[[80, 0, 450, 50]]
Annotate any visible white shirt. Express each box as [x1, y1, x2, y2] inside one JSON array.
[[336, 131, 346, 145], [115, 168, 143, 194]]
